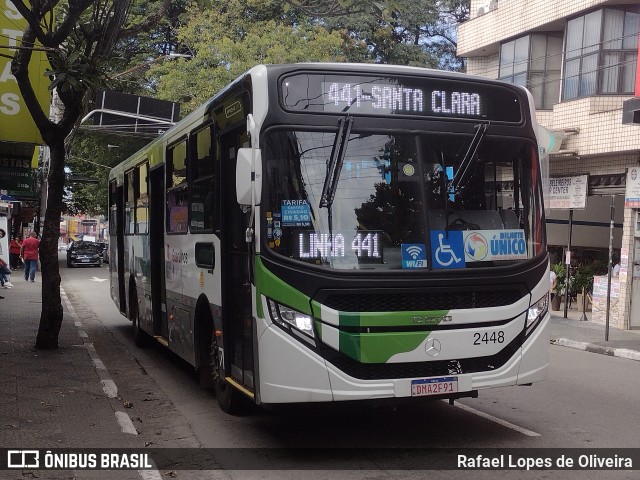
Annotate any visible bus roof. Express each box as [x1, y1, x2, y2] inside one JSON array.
[[109, 63, 529, 182]]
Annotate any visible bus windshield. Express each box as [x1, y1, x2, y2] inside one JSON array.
[[263, 128, 544, 270]]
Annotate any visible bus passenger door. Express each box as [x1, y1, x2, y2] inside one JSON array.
[[149, 165, 169, 339], [116, 185, 126, 313], [220, 127, 255, 392]]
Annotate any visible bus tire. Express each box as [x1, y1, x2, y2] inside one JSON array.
[[196, 307, 214, 390], [130, 287, 150, 347], [211, 335, 248, 415]]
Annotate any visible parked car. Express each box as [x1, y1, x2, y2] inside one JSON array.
[[66, 241, 102, 268]]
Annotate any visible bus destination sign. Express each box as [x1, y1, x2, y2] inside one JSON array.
[[325, 82, 480, 117], [281, 74, 523, 123]]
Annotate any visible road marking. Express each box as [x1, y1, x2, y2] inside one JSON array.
[[448, 401, 541, 437], [93, 358, 107, 370], [115, 411, 138, 435], [62, 286, 163, 480], [102, 379, 118, 398], [91, 277, 108, 282], [138, 470, 163, 480]]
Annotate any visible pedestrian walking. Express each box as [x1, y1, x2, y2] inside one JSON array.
[[0, 257, 11, 288], [9, 235, 22, 270], [21, 232, 40, 282]]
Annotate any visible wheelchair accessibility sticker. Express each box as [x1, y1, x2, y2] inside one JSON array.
[[430, 229, 528, 268], [401, 243, 428, 269], [430, 231, 465, 269]]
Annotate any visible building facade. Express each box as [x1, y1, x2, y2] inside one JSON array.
[[458, 0, 640, 329]]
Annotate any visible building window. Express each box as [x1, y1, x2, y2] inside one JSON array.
[[563, 7, 639, 100], [499, 33, 562, 110]]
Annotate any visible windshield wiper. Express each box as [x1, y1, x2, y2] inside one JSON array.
[[320, 115, 353, 209], [448, 122, 489, 195]]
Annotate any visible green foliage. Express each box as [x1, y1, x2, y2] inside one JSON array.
[[149, 0, 359, 113], [65, 132, 151, 216], [106, 0, 191, 95], [288, 0, 469, 69], [45, 34, 104, 93], [551, 263, 566, 295], [572, 264, 595, 295]]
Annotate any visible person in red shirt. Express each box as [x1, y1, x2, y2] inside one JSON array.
[[9, 236, 22, 270], [21, 232, 40, 282]]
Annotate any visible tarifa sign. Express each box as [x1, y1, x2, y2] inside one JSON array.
[[0, 0, 51, 144]]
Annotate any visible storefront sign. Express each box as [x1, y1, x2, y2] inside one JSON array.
[[625, 167, 640, 207], [0, 166, 31, 193], [0, 1, 51, 144], [549, 175, 588, 210]]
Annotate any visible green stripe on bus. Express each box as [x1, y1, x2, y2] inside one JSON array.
[[254, 256, 311, 314], [339, 330, 431, 363], [339, 310, 450, 327]]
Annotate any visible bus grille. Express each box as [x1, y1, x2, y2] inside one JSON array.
[[325, 338, 521, 381], [321, 289, 522, 312]]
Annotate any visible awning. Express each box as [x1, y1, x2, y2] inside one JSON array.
[[623, 97, 640, 125], [589, 174, 626, 196]]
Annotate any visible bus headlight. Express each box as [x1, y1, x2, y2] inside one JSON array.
[[526, 294, 549, 329], [267, 299, 315, 340]]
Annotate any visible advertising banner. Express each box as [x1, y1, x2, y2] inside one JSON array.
[[549, 175, 588, 210], [625, 167, 640, 208], [0, 1, 51, 144]]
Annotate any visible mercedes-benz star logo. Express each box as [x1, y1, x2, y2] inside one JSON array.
[[425, 338, 442, 357]]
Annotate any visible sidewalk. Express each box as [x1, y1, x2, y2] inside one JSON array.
[[0, 276, 146, 479], [549, 305, 640, 361]]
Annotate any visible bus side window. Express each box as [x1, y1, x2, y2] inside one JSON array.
[[189, 125, 218, 232], [125, 169, 136, 235], [167, 139, 189, 233], [136, 162, 149, 234]]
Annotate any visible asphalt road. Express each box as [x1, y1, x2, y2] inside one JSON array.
[[58, 253, 640, 479]]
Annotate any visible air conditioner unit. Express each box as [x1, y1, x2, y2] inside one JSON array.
[[477, 6, 486, 16], [489, 0, 498, 10]]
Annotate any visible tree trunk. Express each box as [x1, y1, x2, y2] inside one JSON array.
[[34, 141, 65, 349]]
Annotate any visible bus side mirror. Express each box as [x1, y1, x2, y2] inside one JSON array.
[[236, 148, 262, 206]]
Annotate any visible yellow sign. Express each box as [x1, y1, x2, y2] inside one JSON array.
[[0, 1, 51, 145]]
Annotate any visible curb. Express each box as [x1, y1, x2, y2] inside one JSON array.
[[551, 338, 640, 362]]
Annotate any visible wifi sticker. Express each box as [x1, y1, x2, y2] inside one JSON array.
[[401, 243, 427, 269]]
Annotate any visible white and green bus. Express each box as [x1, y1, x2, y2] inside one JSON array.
[[108, 63, 550, 413]]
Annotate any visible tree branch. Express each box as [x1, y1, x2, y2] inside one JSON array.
[[50, 0, 97, 46], [10, 25, 57, 138], [118, 0, 171, 38]]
